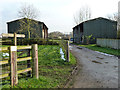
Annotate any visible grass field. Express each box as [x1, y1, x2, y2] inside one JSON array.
[[79, 44, 120, 56], [1, 45, 76, 88]]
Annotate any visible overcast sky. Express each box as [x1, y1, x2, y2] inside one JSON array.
[[0, 0, 119, 34]]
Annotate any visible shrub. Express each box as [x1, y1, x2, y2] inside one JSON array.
[[82, 35, 96, 44]]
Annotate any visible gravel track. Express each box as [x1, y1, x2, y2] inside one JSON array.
[[70, 45, 118, 88]]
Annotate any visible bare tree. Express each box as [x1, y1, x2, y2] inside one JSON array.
[[17, 4, 40, 39], [69, 31, 73, 38], [106, 13, 118, 21], [18, 3, 39, 19], [74, 5, 92, 25]]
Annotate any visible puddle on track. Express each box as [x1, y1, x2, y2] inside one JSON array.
[[92, 60, 102, 64], [96, 57, 104, 59], [114, 66, 117, 68], [77, 47, 83, 49], [105, 62, 108, 64]]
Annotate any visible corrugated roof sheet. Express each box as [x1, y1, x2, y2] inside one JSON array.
[[7, 18, 48, 29], [73, 17, 117, 29]]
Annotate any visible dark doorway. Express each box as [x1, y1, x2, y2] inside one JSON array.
[[80, 23, 83, 32]]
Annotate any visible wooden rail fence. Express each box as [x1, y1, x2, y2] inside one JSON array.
[[1, 33, 25, 46], [0, 44, 38, 86]]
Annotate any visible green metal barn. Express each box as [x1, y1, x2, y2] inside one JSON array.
[[73, 17, 117, 44], [7, 18, 48, 39]]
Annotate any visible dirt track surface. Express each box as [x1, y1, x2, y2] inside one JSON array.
[[69, 45, 118, 88]]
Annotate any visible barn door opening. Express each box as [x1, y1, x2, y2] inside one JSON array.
[[80, 23, 83, 42]]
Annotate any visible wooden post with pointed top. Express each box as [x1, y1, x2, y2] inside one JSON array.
[[32, 44, 39, 79]]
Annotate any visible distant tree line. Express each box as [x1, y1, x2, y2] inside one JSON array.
[[48, 31, 73, 40]]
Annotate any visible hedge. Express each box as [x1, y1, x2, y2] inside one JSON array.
[[2, 38, 59, 45]]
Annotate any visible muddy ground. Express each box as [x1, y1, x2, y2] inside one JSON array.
[[69, 45, 118, 88]]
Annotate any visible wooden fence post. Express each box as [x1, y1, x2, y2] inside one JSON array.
[[14, 33, 17, 46], [66, 41, 70, 62], [27, 49, 31, 77], [32, 44, 39, 79], [10, 46, 18, 86]]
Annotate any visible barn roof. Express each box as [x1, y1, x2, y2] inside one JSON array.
[[73, 17, 117, 29], [7, 18, 48, 29]]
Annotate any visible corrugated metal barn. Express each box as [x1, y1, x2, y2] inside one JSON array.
[[73, 17, 117, 43], [7, 18, 48, 39]]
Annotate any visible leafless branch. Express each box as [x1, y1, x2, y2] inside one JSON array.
[[18, 3, 39, 19], [17, 4, 40, 38], [73, 5, 92, 25], [106, 13, 118, 21]]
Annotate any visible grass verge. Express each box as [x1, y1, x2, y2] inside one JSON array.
[[1, 45, 76, 88], [78, 44, 120, 56]]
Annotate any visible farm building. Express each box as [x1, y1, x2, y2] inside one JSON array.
[[73, 17, 117, 44], [7, 18, 48, 39]]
